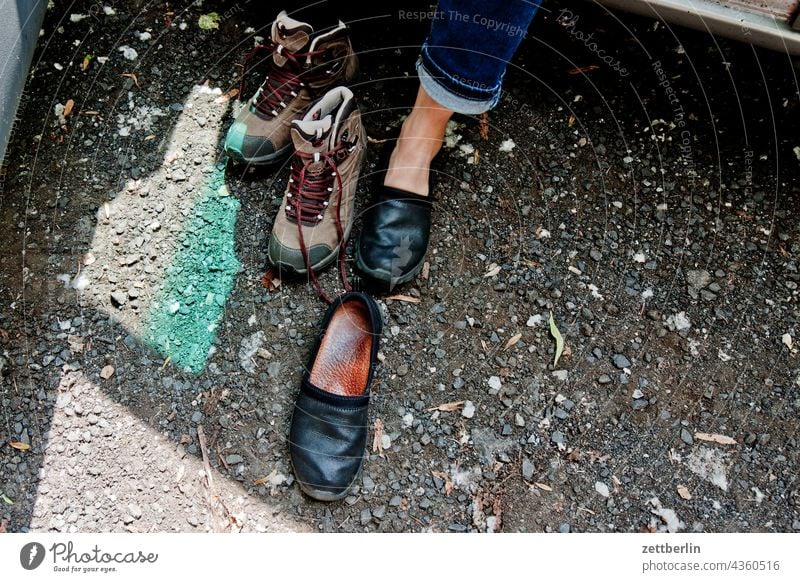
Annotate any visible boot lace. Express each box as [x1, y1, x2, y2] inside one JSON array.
[[287, 139, 358, 303], [239, 40, 339, 117]]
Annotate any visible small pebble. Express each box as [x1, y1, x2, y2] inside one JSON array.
[[680, 428, 694, 445], [522, 457, 535, 481], [462, 400, 475, 419], [613, 354, 631, 369]]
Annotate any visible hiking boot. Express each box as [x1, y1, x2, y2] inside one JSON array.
[[224, 10, 358, 165], [267, 86, 366, 297]]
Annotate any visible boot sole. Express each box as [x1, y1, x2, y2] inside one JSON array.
[[267, 220, 355, 277], [290, 453, 365, 502], [354, 250, 426, 289], [226, 142, 293, 166]]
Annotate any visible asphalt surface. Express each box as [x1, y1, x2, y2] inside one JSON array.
[[0, 0, 799, 533]]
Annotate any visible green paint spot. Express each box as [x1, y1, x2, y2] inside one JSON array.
[[143, 165, 240, 374], [224, 121, 247, 156]]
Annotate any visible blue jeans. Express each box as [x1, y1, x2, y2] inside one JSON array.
[[418, 0, 542, 114]]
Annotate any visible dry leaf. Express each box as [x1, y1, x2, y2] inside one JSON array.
[[484, 263, 501, 278], [479, 112, 489, 140], [567, 114, 576, 127], [431, 470, 453, 496], [694, 432, 737, 445], [8, 441, 30, 451], [549, 311, 564, 367], [260, 268, 281, 291], [63, 99, 75, 117], [214, 88, 239, 104], [504, 332, 522, 350], [179, 434, 192, 445], [99, 365, 115, 379], [253, 469, 277, 486], [121, 73, 140, 88], [427, 401, 465, 412], [677, 485, 692, 500], [372, 418, 384, 455], [568, 65, 600, 75], [386, 294, 420, 304], [534, 482, 552, 492]]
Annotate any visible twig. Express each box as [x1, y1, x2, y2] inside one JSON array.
[[197, 425, 214, 490], [197, 425, 241, 532]]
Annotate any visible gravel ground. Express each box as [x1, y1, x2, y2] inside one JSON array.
[[1, 0, 799, 533]]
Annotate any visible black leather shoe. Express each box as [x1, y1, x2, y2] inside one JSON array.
[[355, 145, 434, 289], [289, 291, 383, 501]]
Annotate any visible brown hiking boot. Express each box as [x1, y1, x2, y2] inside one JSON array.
[[224, 10, 358, 165], [267, 86, 366, 298]]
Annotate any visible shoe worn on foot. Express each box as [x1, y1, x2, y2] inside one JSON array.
[[355, 144, 434, 289], [289, 291, 382, 501], [224, 10, 358, 165], [267, 86, 366, 284]]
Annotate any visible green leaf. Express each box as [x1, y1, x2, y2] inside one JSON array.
[[1, 494, 13, 505], [198, 12, 221, 31], [549, 311, 564, 367]]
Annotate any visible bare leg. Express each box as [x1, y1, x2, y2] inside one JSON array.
[[383, 85, 453, 197]]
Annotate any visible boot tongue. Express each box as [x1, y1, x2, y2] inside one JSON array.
[[272, 10, 313, 67], [291, 116, 334, 173]]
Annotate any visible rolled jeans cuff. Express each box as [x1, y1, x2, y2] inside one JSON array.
[[416, 51, 499, 115]]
